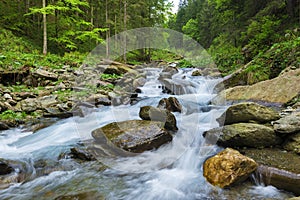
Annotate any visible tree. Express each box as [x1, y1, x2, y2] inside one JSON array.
[[42, 0, 47, 55]]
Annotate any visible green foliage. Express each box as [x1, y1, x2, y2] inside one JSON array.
[[242, 15, 281, 57], [100, 73, 122, 80], [0, 30, 85, 70], [0, 110, 27, 120], [177, 59, 193, 68], [208, 34, 244, 75], [171, 0, 299, 75]]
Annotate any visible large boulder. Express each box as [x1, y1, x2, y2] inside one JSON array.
[[283, 132, 300, 154], [242, 148, 300, 195], [139, 106, 178, 131], [217, 102, 280, 125], [92, 120, 173, 153], [157, 97, 182, 113], [203, 123, 282, 148], [273, 112, 300, 134], [213, 68, 300, 104], [203, 148, 258, 188]]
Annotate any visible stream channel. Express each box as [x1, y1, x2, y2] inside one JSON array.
[[0, 67, 293, 199]]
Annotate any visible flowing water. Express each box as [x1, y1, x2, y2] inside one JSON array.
[[0, 68, 294, 199]]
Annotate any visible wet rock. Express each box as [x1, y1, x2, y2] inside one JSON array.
[[273, 112, 300, 134], [139, 106, 178, 131], [283, 132, 300, 154], [43, 108, 73, 119], [0, 122, 9, 130], [157, 97, 182, 113], [92, 120, 173, 153], [204, 123, 281, 148], [203, 148, 258, 188], [256, 165, 300, 196], [0, 159, 27, 189], [33, 69, 58, 81], [217, 102, 280, 125], [133, 77, 146, 88], [160, 78, 197, 95], [85, 94, 111, 106], [69, 147, 96, 161], [192, 69, 202, 76], [0, 162, 14, 175]]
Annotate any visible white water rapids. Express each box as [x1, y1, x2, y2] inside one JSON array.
[[0, 68, 293, 199]]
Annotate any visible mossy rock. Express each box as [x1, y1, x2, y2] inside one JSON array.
[[204, 123, 282, 148], [92, 120, 173, 153], [217, 102, 280, 125]]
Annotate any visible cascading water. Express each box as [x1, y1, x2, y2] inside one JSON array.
[[0, 67, 293, 200]]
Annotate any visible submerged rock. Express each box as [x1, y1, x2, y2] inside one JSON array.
[[273, 112, 300, 134], [92, 120, 173, 153], [157, 97, 182, 113], [217, 102, 279, 125], [203, 148, 258, 188], [203, 123, 281, 148], [139, 106, 178, 131]]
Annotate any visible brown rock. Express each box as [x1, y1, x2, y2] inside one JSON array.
[[139, 106, 178, 131], [157, 97, 182, 113], [203, 148, 258, 188], [214, 68, 300, 104], [92, 120, 173, 153]]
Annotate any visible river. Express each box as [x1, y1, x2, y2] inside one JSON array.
[[0, 67, 293, 199]]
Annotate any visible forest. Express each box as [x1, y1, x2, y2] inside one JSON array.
[[0, 0, 299, 74]]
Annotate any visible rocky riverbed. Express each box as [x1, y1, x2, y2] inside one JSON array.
[[0, 60, 299, 199]]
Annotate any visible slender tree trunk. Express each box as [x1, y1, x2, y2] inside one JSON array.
[[42, 0, 47, 55], [123, 0, 127, 63], [91, 4, 94, 25], [105, 0, 110, 58]]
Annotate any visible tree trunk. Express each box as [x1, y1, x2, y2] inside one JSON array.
[[105, 0, 110, 58], [123, 0, 127, 63], [42, 0, 47, 55]]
